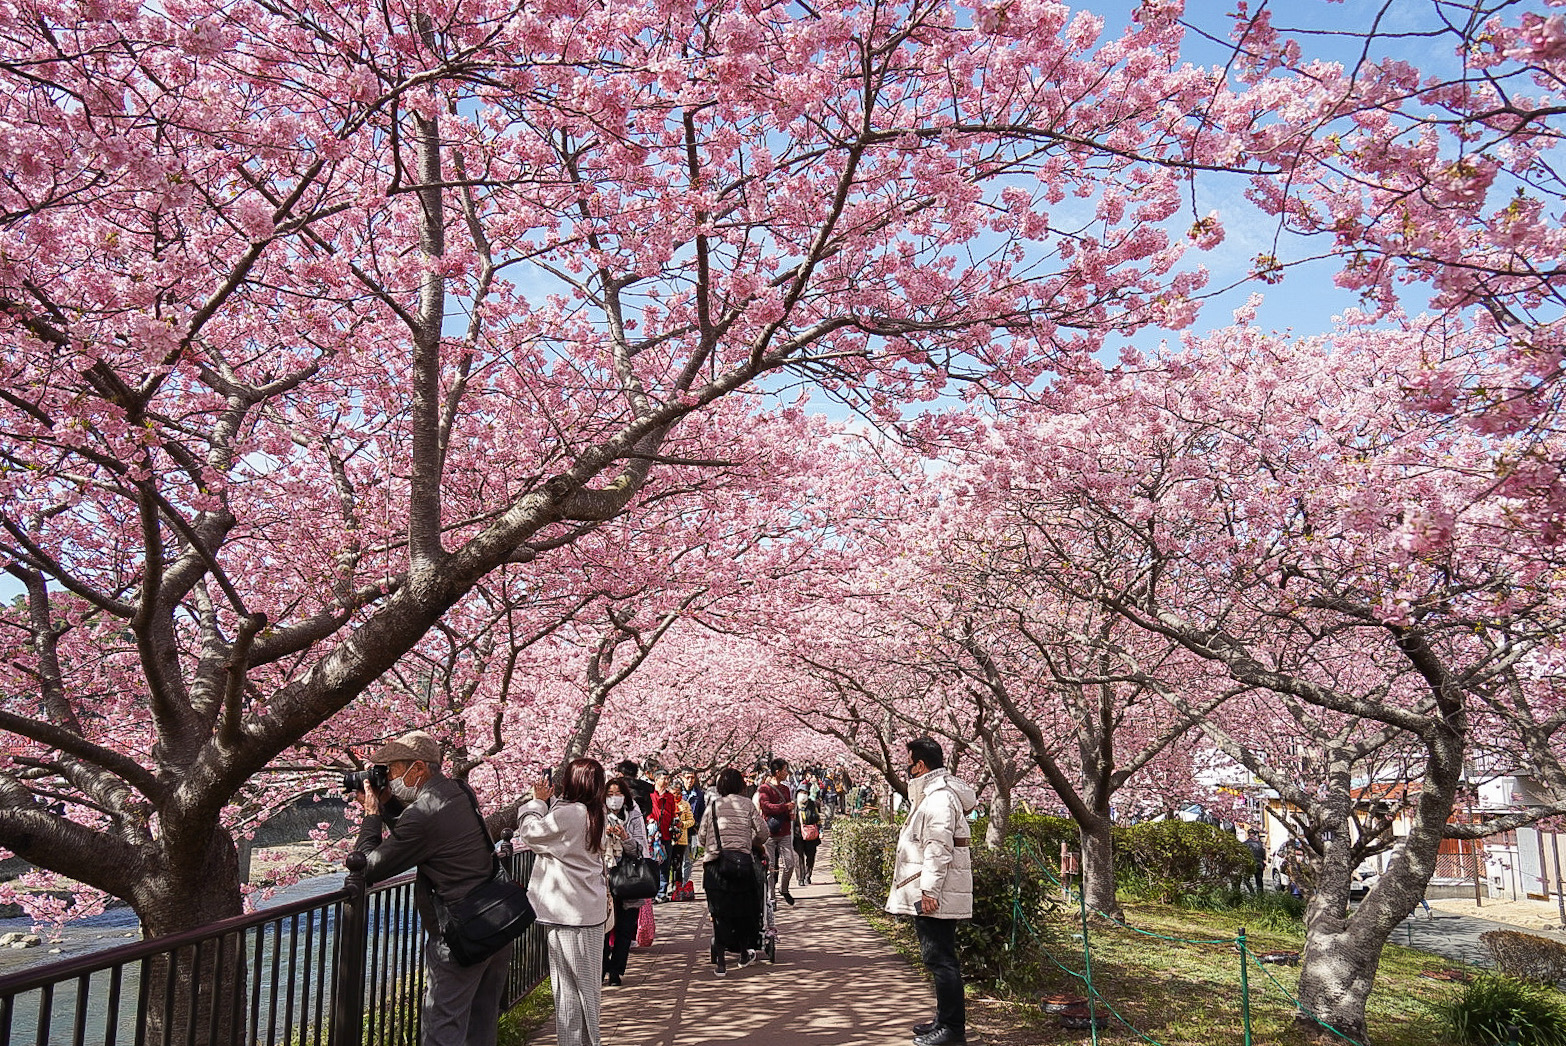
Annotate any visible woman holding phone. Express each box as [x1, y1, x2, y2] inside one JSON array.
[[517, 759, 614, 1046], [602, 776, 649, 986]]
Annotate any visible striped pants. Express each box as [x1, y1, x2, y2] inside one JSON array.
[[544, 923, 603, 1046]]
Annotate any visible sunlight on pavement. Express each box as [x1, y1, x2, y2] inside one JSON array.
[[529, 854, 932, 1046]]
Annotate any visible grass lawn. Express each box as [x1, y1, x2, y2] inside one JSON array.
[[499, 980, 555, 1046], [848, 892, 1475, 1046]]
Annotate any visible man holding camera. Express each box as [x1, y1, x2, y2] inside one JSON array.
[[352, 730, 511, 1046]]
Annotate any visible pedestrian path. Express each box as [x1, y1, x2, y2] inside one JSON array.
[[528, 860, 932, 1046], [1392, 906, 1564, 969]]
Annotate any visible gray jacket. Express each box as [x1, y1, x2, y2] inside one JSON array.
[[697, 793, 769, 862], [356, 774, 495, 937]]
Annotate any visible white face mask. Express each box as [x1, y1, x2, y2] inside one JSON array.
[[390, 772, 419, 803], [607, 796, 625, 812]]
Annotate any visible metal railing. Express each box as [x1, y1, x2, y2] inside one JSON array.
[[0, 851, 547, 1046]]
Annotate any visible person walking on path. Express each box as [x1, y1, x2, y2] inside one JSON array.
[[616, 759, 654, 819], [757, 758, 797, 926], [649, 772, 680, 900], [886, 737, 977, 1046], [697, 767, 769, 976], [670, 788, 695, 897], [602, 776, 649, 987], [793, 790, 823, 887], [680, 768, 707, 886], [517, 758, 614, 1046], [1242, 827, 1266, 894]]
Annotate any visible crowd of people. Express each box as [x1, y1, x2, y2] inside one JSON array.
[[349, 737, 973, 1046]]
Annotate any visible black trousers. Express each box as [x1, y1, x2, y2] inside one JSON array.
[[793, 837, 819, 883], [665, 844, 687, 893], [914, 915, 965, 1034], [603, 903, 640, 978]]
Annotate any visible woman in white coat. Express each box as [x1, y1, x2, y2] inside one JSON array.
[[517, 758, 615, 1046]]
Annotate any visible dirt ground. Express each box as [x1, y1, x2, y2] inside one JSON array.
[[1428, 895, 1566, 933]]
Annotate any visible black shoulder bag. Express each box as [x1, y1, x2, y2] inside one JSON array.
[[422, 783, 536, 967], [606, 815, 661, 900]]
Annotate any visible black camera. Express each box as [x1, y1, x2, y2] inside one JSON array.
[[342, 765, 390, 793]]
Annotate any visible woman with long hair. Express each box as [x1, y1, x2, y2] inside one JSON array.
[[517, 758, 612, 1046]]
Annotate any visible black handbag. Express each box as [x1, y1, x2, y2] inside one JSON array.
[[425, 784, 536, 966], [608, 853, 661, 900]]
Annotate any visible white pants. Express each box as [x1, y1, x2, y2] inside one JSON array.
[[544, 924, 603, 1046]]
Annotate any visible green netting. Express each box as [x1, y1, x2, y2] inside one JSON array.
[[1004, 836, 1369, 1046]]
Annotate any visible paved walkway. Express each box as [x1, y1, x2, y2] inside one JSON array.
[[1391, 906, 1566, 969], [529, 857, 932, 1046]]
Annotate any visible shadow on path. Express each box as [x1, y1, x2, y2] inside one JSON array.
[[529, 850, 931, 1045]]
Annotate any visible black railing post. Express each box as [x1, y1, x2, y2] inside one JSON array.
[[331, 851, 368, 1046]]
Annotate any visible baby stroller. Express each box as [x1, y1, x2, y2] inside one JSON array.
[[705, 845, 768, 974]]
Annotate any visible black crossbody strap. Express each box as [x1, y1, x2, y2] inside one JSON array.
[[454, 780, 506, 880], [420, 781, 505, 909]]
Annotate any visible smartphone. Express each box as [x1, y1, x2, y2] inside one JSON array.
[[543, 767, 554, 785]]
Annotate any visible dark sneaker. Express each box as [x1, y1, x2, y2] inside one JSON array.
[[913, 1028, 966, 1046], [738, 949, 758, 968], [781, 889, 796, 906], [714, 963, 726, 977], [913, 1019, 939, 1035]]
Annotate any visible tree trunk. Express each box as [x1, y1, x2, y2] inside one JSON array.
[[984, 788, 1012, 849], [135, 831, 249, 1046], [1078, 817, 1121, 921], [1293, 837, 1443, 1045], [1294, 909, 1384, 1044]]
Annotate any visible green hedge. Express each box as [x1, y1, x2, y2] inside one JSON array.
[[831, 817, 900, 902], [974, 813, 1253, 901], [1117, 821, 1255, 902], [973, 812, 1079, 868]]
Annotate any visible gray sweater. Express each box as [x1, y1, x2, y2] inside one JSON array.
[[697, 794, 769, 862]]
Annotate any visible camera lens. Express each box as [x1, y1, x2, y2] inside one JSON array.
[[342, 766, 390, 792]]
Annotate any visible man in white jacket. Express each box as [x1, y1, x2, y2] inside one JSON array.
[[885, 737, 975, 1046]]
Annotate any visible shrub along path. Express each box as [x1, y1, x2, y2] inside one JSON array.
[[525, 841, 945, 1046]]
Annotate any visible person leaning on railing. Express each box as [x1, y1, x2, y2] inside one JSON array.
[[352, 731, 513, 1046]]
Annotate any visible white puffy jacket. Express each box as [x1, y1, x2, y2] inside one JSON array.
[[884, 768, 978, 920]]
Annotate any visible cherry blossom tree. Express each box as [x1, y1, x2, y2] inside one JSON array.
[[0, 0, 1244, 953], [938, 595, 1228, 920], [1210, 2, 1566, 528], [986, 315, 1566, 1042]]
